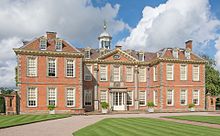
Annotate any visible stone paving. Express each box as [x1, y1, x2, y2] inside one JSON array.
[[0, 112, 220, 136]]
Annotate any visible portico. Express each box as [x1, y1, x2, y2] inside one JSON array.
[[109, 88, 127, 111]]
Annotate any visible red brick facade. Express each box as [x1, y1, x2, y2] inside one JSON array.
[[14, 32, 206, 114]]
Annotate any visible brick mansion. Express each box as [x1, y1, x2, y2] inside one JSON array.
[[13, 24, 207, 114]]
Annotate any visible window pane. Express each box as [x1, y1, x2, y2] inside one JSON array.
[[166, 64, 173, 80], [153, 91, 158, 106], [180, 65, 187, 80], [66, 60, 75, 77], [153, 66, 157, 81], [48, 58, 56, 77], [167, 90, 173, 105], [56, 40, 62, 51], [66, 88, 75, 107], [127, 91, 133, 105], [27, 87, 37, 107], [48, 88, 56, 106], [100, 90, 107, 102], [126, 66, 133, 82], [193, 65, 199, 81], [40, 38, 47, 50], [180, 90, 187, 105], [84, 90, 92, 106], [27, 57, 37, 76], [193, 90, 199, 105], [113, 66, 120, 82], [100, 66, 107, 81], [139, 67, 146, 82], [139, 91, 146, 106]]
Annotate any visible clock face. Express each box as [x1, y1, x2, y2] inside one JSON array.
[[113, 54, 120, 60]]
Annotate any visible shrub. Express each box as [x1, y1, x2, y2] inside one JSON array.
[[188, 103, 195, 108], [101, 102, 109, 109], [147, 102, 155, 107], [48, 105, 55, 111]]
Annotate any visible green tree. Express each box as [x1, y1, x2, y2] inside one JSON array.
[[202, 55, 220, 96]]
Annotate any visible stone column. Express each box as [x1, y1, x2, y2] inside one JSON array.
[[134, 65, 139, 110], [93, 63, 99, 111]]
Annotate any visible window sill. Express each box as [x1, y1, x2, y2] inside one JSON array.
[[65, 76, 76, 78], [47, 76, 58, 78], [100, 80, 108, 82], [26, 76, 38, 78]]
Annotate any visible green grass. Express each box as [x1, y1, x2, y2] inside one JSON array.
[[74, 118, 220, 136], [164, 115, 220, 124], [0, 114, 71, 128]]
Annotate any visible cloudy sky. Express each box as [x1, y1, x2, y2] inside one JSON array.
[[0, 0, 220, 87]]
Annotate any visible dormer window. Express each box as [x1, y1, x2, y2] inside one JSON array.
[[185, 49, 191, 59], [40, 38, 47, 50], [173, 48, 178, 59], [55, 39, 62, 51], [85, 49, 91, 59], [138, 52, 144, 61]]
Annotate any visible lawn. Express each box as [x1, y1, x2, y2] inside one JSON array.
[[74, 118, 220, 136], [0, 114, 71, 128], [164, 115, 220, 124]]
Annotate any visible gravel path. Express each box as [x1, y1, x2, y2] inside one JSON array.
[[0, 112, 219, 136]]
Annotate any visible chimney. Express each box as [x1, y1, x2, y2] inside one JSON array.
[[115, 45, 122, 50], [46, 31, 57, 39], [185, 40, 192, 50]]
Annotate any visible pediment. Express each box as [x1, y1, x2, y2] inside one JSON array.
[[98, 48, 138, 62]]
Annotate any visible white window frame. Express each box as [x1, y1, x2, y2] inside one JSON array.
[[167, 89, 174, 106], [55, 39, 62, 51], [40, 38, 47, 50], [84, 65, 92, 81], [47, 58, 57, 77], [139, 91, 146, 106], [166, 64, 174, 80], [113, 66, 120, 82], [66, 59, 75, 77], [126, 66, 133, 82], [153, 66, 157, 81], [84, 90, 92, 106], [100, 65, 108, 81], [139, 67, 146, 82], [47, 87, 57, 106], [100, 90, 108, 102], [173, 49, 178, 59], [139, 52, 144, 61], [180, 89, 187, 105], [153, 90, 158, 106], [193, 90, 200, 105], [27, 87, 38, 107], [85, 50, 90, 59], [66, 88, 75, 107], [180, 64, 187, 81], [27, 57, 37, 77], [127, 91, 133, 106], [185, 50, 191, 59], [193, 65, 200, 81]]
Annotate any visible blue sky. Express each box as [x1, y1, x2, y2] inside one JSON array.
[[0, 0, 220, 87], [91, 0, 220, 58]]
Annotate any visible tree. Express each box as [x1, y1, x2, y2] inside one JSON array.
[[202, 55, 220, 96]]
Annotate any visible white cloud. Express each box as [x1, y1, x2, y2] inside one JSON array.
[[0, 0, 129, 87], [215, 36, 220, 70], [0, 37, 22, 87], [118, 0, 220, 52]]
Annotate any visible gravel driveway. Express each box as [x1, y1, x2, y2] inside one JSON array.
[[0, 112, 219, 136]]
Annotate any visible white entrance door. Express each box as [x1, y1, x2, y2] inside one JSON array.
[[112, 92, 126, 110]]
